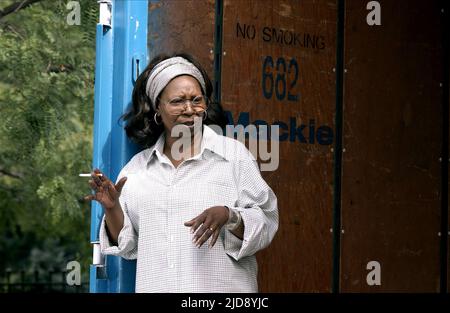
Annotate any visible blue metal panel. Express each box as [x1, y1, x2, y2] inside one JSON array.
[[90, 21, 113, 293], [90, 0, 148, 293], [90, 23, 113, 247]]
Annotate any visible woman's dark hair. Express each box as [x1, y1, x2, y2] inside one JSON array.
[[121, 52, 228, 148]]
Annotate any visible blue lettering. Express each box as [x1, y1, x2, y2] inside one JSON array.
[[225, 111, 250, 126], [309, 119, 315, 144], [289, 117, 306, 143], [273, 121, 288, 141], [317, 126, 334, 145], [225, 111, 333, 145], [253, 119, 268, 140]]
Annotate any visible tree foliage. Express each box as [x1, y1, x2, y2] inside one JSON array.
[[0, 0, 98, 277]]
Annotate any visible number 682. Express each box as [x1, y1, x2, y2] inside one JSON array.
[[262, 55, 299, 102]]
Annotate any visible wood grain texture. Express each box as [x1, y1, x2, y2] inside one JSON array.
[[221, 0, 337, 292], [340, 0, 444, 292], [148, 0, 215, 77]]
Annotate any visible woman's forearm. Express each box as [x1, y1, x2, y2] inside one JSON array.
[[230, 221, 244, 240], [104, 204, 124, 244]]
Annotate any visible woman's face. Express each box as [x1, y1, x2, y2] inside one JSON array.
[[156, 75, 206, 138]]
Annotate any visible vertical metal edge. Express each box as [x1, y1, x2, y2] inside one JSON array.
[[214, 0, 224, 104], [109, 0, 148, 293], [90, 25, 113, 244], [90, 0, 148, 293], [90, 21, 113, 293], [332, 0, 345, 294], [440, 0, 449, 294]]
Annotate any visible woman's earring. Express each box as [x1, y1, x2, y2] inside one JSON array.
[[154, 112, 162, 125], [202, 110, 208, 121]]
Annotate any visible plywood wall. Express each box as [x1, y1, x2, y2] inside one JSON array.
[[147, 0, 448, 292]]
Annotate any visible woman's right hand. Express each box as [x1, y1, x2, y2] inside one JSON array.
[[84, 168, 127, 210]]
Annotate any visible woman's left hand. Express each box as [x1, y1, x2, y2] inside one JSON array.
[[184, 206, 229, 248]]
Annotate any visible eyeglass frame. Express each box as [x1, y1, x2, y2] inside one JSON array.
[[158, 95, 208, 114]]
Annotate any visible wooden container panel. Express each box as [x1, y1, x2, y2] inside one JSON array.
[[221, 0, 337, 292], [340, 0, 443, 292], [148, 0, 216, 76]]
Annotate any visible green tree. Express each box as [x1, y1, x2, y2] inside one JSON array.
[[0, 0, 98, 286]]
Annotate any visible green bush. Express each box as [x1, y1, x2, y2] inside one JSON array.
[[0, 0, 98, 283]]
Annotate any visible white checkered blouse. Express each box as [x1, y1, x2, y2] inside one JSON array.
[[99, 125, 279, 292]]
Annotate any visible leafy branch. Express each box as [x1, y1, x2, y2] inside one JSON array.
[[0, 0, 43, 20], [0, 168, 23, 180]]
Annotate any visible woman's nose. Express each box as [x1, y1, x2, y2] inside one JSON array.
[[183, 103, 195, 115]]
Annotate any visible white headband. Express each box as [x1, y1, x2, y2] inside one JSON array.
[[145, 56, 206, 110]]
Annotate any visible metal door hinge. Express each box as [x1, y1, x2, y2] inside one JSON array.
[[98, 0, 112, 28], [92, 241, 105, 266]]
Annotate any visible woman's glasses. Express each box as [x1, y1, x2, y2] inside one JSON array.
[[161, 95, 207, 115]]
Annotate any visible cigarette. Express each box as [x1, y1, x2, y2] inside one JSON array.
[[79, 173, 103, 177]]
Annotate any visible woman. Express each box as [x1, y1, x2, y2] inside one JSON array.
[[85, 53, 278, 292]]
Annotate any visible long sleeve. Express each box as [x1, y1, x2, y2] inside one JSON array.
[[223, 153, 279, 261], [99, 169, 138, 260]]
